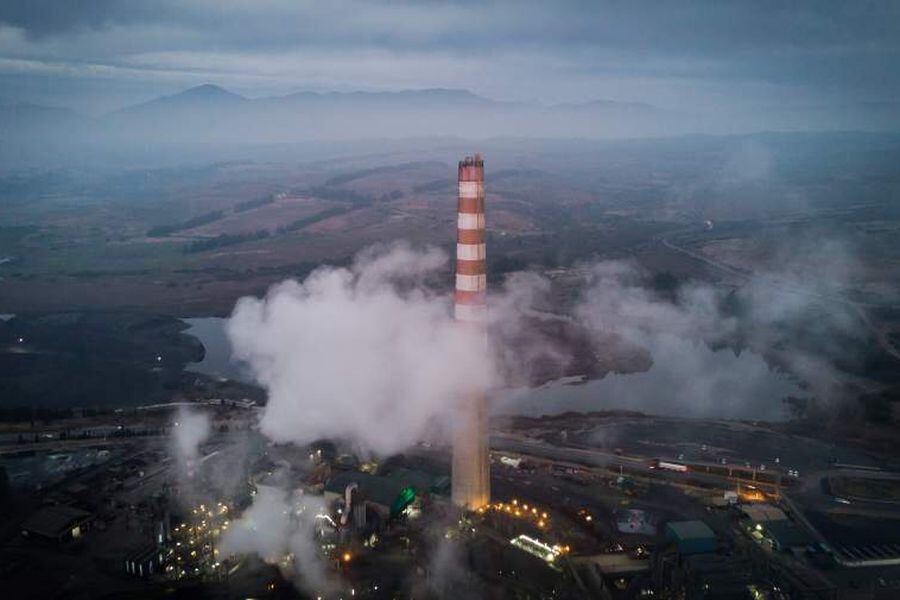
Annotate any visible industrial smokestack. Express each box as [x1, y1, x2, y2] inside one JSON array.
[[452, 154, 490, 510]]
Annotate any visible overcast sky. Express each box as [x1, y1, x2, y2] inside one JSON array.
[[0, 1, 898, 116]]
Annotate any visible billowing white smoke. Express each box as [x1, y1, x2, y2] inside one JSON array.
[[171, 406, 211, 475], [227, 242, 494, 455], [218, 485, 331, 594], [562, 243, 865, 418], [576, 260, 734, 343], [488, 270, 573, 385], [575, 260, 787, 419]]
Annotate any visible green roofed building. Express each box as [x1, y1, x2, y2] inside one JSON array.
[[665, 520, 717, 555], [324, 468, 449, 522]]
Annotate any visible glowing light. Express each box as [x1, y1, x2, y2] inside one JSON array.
[[510, 535, 562, 565]]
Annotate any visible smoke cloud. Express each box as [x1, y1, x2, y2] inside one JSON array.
[[170, 406, 211, 476], [227, 242, 495, 456], [488, 270, 572, 386], [559, 238, 865, 418], [499, 231, 873, 421], [228, 236, 866, 436], [218, 484, 332, 594]]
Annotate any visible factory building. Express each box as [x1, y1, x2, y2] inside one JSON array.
[[324, 469, 449, 525], [452, 154, 491, 511], [740, 504, 811, 552], [124, 543, 164, 578], [670, 554, 756, 599], [665, 520, 718, 555], [20, 504, 92, 544]]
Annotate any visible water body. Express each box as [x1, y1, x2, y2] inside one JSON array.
[[0, 314, 15, 321], [497, 339, 806, 422], [183, 317, 254, 383], [185, 317, 805, 421]]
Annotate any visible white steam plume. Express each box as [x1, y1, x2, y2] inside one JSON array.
[[227, 242, 494, 455], [171, 406, 211, 476], [565, 239, 867, 418], [218, 485, 332, 594]]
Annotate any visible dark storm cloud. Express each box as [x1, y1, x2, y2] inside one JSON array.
[[0, 0, 161, 37], [5, 1, 896, 54], [0, 1, 898, 113]]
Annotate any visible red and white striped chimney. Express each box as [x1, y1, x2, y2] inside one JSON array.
[[452, 154, 490, 510]]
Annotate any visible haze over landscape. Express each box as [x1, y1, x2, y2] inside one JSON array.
[[1, 3, 899, 599]]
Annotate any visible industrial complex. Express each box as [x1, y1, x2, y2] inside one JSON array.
[[2, 156, 900, 599]]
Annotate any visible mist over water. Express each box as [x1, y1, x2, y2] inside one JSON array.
[[497, 343, 802, 422]]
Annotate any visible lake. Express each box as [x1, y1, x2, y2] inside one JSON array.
[[183, 317, 254, 383]]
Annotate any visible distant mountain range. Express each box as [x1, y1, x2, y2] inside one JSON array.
[[113, 84, 587, 114], [108, 84, 659, 123], [1, 84, 672, 145], [113, 83, 250, 115], [2, 84, 897, 156]]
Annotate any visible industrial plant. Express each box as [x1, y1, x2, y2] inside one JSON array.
[[3, 0, 900, 598], [4, 154, 899, 600]]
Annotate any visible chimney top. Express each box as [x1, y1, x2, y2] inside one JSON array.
[[459, 154, 484, 168]]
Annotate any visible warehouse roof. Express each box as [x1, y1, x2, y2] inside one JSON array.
[[666, 520, 716, 541], [386, 468, 449, 496], [760, 520, 811, 549], [21, 505, 91, 539], [741, 504, 787, 523], [325, 467, 448, 506], [572, 553, 650, 575], [325, 472, 400, 507]]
